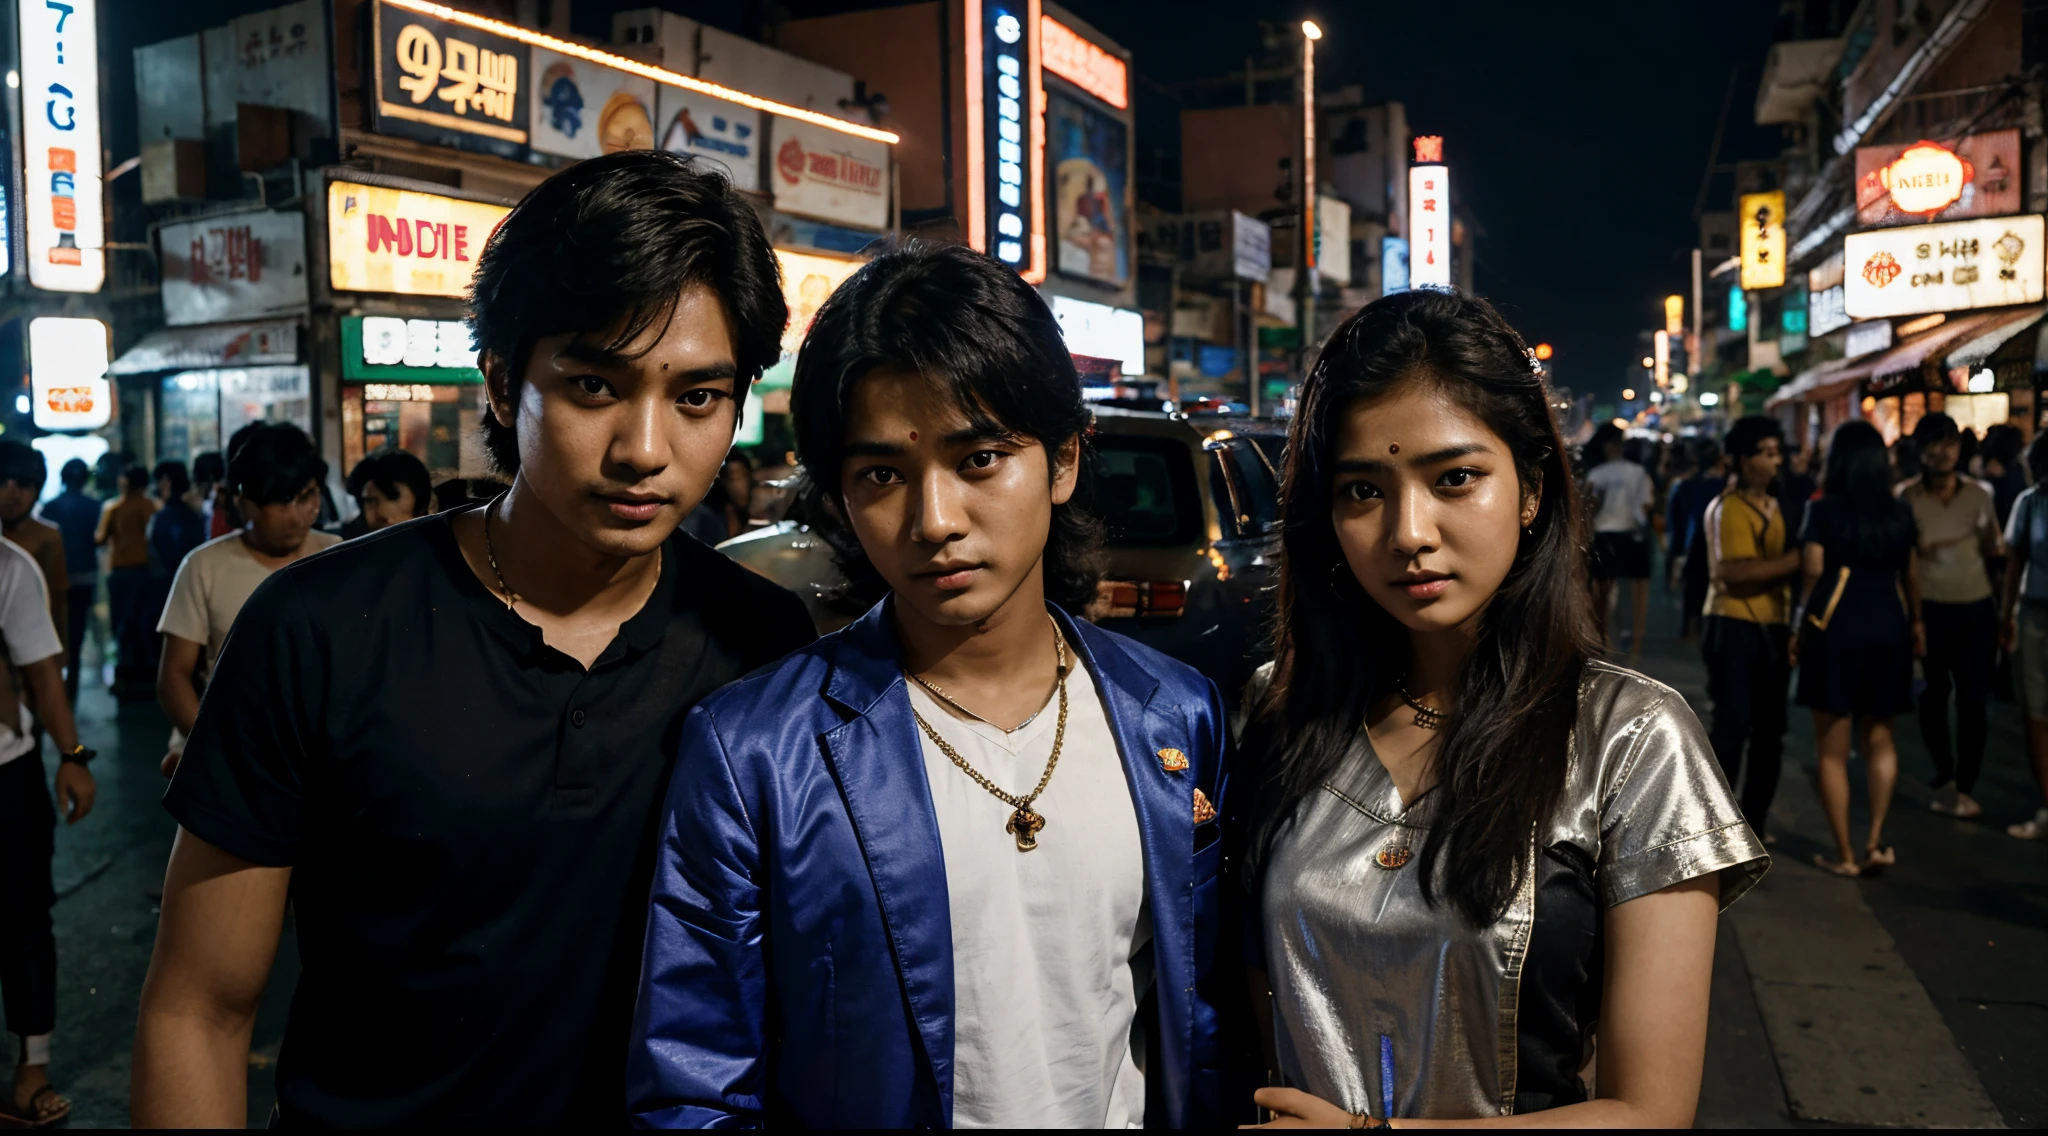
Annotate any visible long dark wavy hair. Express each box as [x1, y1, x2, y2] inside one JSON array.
[[1245, 289, 1599, 926], [1820, 420, 1915, 562]]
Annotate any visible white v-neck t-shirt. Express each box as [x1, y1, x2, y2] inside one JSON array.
[[906, 652, 1152, 1129]]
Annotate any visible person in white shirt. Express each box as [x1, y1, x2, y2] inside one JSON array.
[[1584, 423, 1656, 659], [155, 423, 339, 778], [630, 243, 1236, 1128], [0, 537, 94, 1127]]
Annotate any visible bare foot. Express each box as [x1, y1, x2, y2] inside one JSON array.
[[1812, 853, 1861, 877], [1861, 845, 1896, 877]]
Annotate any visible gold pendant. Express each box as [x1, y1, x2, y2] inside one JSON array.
[[1375, 842, 1412, 869], [1007, 806, 1046, 851]]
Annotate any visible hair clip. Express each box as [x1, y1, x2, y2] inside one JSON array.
[[1525, 348, 1542, 375]]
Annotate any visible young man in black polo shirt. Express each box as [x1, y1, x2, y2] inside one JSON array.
[[131, 151, 814, 1127]]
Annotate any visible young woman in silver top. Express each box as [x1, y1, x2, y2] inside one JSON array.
[[1239, 291, 1769, 1127]]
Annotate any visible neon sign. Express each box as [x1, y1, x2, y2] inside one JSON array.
[[1408, 136, 1450, 289], [1040, 16, 1125, 110], [966, 0, 1046, 282], [1878, 141, 1971, 216], [21, 0, 104, 292]]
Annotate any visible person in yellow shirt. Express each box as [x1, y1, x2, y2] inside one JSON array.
[[1702, 416, 1802, 840]]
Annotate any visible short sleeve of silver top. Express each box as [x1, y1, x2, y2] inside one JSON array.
[[1248, 660, 1768, 1121]]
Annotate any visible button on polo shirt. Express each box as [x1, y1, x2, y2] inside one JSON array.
[[163, 510, 815, 1127]]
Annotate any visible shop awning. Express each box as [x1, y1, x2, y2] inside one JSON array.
[[1765, 356, 1857, 409], [1765, 311, 2003, 408], [108, 320, 298, 376], [1943, 303, 2048, 370]]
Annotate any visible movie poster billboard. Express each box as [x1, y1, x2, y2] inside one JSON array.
[[1048, 90, 1129, 286], [656, 85, 762, 191], [528, 46, 656, 160]]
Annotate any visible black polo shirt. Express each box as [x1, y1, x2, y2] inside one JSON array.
[[163, 509, 814, 1127]]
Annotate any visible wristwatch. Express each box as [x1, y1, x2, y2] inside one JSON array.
[[59, 743, 95, 766]]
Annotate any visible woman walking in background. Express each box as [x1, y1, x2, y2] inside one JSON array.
[[1793, 421, 1923, 877], [1999, 432, 2048, 840], [1584, 422, 1656, 659]]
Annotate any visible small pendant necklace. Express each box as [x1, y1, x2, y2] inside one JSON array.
[[483, 499, 519, 610], [1397, 681, 1450, 731]]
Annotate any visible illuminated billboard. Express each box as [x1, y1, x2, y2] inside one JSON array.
[[1843, 214, 2046, 320]]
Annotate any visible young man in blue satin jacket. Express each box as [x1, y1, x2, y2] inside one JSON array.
[[628, 243, 1236, 1127]]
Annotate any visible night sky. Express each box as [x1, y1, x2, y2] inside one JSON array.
[[1057, 0, 1789, 401], [127, 0, 1792, 401]]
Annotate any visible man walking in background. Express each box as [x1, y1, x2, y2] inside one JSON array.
[[0, 445, 69, 665], [95, 466, 158, 700], [154, 426, 338, 779], [40, 461, 99, 706], [1667, 438, 1726, 641], [0, 531, 95, 1127], [1702, 417, 1801, 843], [1900, 412, 2004, 820]]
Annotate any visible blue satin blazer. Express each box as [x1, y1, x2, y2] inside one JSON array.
[[628, 601, 1233, 1128]]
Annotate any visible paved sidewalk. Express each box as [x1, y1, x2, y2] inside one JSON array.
[[1630, 575, 2042, 1129]]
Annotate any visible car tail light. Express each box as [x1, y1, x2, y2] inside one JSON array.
[[1093, 578, 1188, 619]]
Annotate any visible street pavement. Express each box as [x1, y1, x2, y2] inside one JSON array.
[[21, 570, 2048, 1127]]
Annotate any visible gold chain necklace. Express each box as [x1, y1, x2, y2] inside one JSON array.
[[482, 500, 519, 611], [908, 615, 1070, 852]]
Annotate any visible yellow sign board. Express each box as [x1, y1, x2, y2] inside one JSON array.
[[1739, 190, 1786, 291], [327, 181, 512, 298]]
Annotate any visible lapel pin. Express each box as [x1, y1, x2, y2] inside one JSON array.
[[1158, 747, 1189, 772], [1193, 788, 1216, 825]]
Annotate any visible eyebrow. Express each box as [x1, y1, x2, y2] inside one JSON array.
[[1332, 442, 1493, 474], [552, 340, 738, 384], [843, 427, 1012, 459]]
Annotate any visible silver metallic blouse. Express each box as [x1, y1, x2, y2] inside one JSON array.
[[1255, 660, 1767, 1120]]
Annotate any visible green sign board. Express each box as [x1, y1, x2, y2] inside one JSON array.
[[341, 315, 485, 384]]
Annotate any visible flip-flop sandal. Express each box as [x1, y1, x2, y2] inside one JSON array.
[[0, 1084, 71, 1128], [1812, 853, 1862, 878]]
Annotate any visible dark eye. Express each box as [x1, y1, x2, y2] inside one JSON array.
[[1342, 480, 1380, 501], [964, 450, 1003, 471], [678, 388, 723, 409], [571, 375, 613, 398], [1440, 468, 1479, 489], [859, 466, 903, 486]]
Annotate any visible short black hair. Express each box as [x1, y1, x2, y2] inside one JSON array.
[[0, 441, 46, 489], [2028, 431, 2048, 483], [789, 242, 1103, 612], [1724, 415, 1783, 461], [1913, 411, 1960, 446], [227, 422, 327, 506], [467, 150, 787, 474], [1589, 422, 1625, 461], [123, 464, 152, 492], [347, 449, 432, 517], [191, 450, 224, 485], [60, 458, 89, 488], [153, 460, 191, 498]]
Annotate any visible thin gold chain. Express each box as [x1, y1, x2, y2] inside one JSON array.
[[908, 616, 1070, 811], [483, 499, 518, 610]]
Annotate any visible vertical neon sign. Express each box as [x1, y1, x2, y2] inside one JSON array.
[[1408, 135, 1449, 290], [965, 0, 1045, 282], [21, 0, 103, 291]]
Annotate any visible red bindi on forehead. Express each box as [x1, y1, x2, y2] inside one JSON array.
[[910, 430, 918, 441]]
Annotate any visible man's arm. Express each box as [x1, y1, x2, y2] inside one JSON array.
[[157, 636, 204, 738], [132, 829, 290, 1128], [24, 654, 93, 823], [1708, 497, 1801, 585]]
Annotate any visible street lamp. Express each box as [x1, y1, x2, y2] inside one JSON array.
[[1288, 17, 1322, 419], [1622, 388, 1637, 402]]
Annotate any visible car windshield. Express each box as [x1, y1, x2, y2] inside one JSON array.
[[1095, 435, 1203, 547]]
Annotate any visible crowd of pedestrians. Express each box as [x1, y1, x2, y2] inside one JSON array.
[[1594, 405, 2048, 880]]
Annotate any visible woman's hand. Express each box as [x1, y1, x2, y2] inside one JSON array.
[[1244, 1087, 1368, 1128], [1912, 620, 1928, 657]]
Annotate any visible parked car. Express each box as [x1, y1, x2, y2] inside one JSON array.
[[719, 408, 1285, 701]]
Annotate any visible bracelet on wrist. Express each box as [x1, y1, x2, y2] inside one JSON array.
[[59, 743, 95, 765]]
